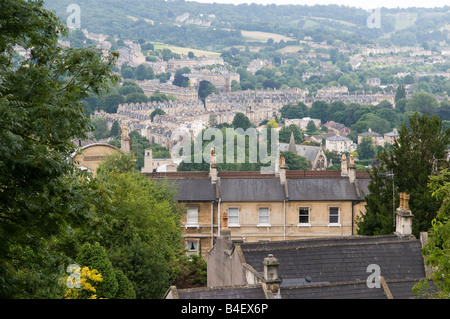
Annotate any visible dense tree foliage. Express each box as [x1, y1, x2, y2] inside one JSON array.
[[357, 113, 450, 237], [412, 168, 450, 298], [0, 0, 117, 298], [44, 0, 450, 48]]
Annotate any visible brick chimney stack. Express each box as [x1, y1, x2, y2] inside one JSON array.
[[395, 193, 414, 238], [348, 154, 356, 183], [210, 148, 218, 184], [121, 125, 132, 153], [279, 155, 286, 184], [341, 153, 348, 176]]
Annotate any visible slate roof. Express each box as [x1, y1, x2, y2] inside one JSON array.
[[280, 281, 387, 299], [160, 178, 217, 202], [174, 284, 267, 299], [220, 178, 285, 202], [150, 171, 370, 202], [287, 178, 359, 201], [279, 143, 321, 162], [238, 235, 427, 299]]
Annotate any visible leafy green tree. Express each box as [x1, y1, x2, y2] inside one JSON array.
[[121, 66, 135, 79], [306, 120, 317, 133], [103, 93, 124, 113], [0, 0, 117, 298], [76, 242, 119, 299], [280, 102, 308, 119], [309, 100, 330, 123], [198, 80, 218, 106], [414, 168, 450, 298], [395, 84, 406, 104], [115, 269, 136, 299], [279, 124, 303, 144], [150, 108, 166, 121], [173, 73, 189, 87], [91, 116, 109, 140], [125, 92, 149, 104], [170, 254, 207, 289], [357, 136, 376, 160], [135, 64, 154, 81], [119, 81, 144, 95], [96, 155, 184, 298], [406, 92, 439, 113], [281, 151, 310, 170], [232, 112, 252, 131], [109, 120, 120, 138]]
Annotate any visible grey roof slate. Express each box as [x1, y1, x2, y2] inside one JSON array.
[[220, 178, 286, 202], [156, 174, 369, 202], [287, 178, 360, 200], [163, 178, 217, 201], [279, 143, 320, 162], [280, 281, 387, 299], [240, 235, 426, 287], [176, 285, 267, 299]]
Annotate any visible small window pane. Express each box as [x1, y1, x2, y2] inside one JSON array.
[[186, 241, 198, 256], [329, 207, 339, 224], [187, 208, 198, 225], [259, 208, 269, 225], [228, 208, 239, 225], [299, 208, 310, 224]]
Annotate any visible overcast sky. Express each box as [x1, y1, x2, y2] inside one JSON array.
[[186, 0, 449, 10]]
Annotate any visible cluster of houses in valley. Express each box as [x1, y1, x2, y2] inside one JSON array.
[[72, 32, 449, 299]]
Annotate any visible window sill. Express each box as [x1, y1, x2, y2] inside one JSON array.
[[185, 224, 200, 229], [228, 224, 241, 228], [327, 223, 342, 228], [297, 223, 311, 228], [257, 224, 271, 227]]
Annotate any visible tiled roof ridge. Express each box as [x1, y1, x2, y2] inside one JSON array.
[[240, 235, 419, 252], [145, 170, 371, 179], [280, 277, 425, 290], [177, 283, 262, 293]]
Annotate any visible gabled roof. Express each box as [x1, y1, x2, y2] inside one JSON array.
[[279, 143, 322, 162]]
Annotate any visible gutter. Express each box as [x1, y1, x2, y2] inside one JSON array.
[[211, 200, 214, 248]]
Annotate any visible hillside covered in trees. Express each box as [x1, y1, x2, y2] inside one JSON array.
[[44, 0, 450, 50]]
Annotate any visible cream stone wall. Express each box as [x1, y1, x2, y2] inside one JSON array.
[[180, 201, 218, 259], [73, 144, 121, 176], [178, 195, 367, 258]]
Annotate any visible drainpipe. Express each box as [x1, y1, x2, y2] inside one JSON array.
[[211, 201, 214, 248], [283, 200, 286, 240], [218, 198, 221, 237]]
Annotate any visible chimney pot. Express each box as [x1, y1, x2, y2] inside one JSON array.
[[210, 148, 218, 183], [395, 193, 414, 238], [279, 155, 286, 184], [263, 254, 282, 296]]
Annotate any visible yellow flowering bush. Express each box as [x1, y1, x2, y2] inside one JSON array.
[[64, 266, 103, 299]]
